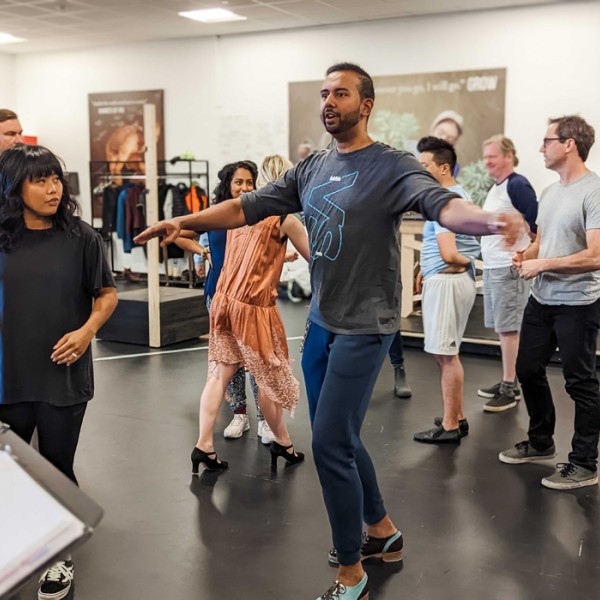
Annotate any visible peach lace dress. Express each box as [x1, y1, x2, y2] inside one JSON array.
[[208, 216, 300, 413]]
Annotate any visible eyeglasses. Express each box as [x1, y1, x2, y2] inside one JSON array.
[[542, 137, 567, 148]]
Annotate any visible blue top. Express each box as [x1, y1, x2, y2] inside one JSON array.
[[241, 142, 458, 335], [420, 184, 480, 280], [203, 229, 227, 301]]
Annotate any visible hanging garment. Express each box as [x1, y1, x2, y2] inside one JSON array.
[[185, 185, 209, 213]]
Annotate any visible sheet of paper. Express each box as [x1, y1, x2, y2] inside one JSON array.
[[0, 450, 86, 595]]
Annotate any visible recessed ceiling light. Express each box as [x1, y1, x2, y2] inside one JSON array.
[[178, 8, 247, 23], [0, 32, 26, 44]]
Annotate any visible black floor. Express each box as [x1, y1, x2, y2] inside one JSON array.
[[16, 301, 600, 599]]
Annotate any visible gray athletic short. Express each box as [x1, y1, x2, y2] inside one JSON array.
[[483, 266, 531, 333]]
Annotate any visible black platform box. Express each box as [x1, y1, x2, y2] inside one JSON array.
[[98, 287, 209, 346]]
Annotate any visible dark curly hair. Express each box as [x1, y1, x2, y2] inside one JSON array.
[[212, 160, 258, 205], [0, 144, 80, 252]]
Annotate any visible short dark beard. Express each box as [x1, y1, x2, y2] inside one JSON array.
[[321, 106, 361, 135]]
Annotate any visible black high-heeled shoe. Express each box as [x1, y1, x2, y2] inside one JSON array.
[[270, 441, 305, 468], [191, 447, 229, 474]]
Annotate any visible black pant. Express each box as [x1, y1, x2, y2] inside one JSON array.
[[0, 401, 87, 484], [388, 330, 404, 368], [516, 297, 600, 471]]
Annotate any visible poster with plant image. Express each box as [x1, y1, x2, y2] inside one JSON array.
[[289, 68, 505, 205]]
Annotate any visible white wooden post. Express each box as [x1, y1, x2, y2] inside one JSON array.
[[143, 104, 161, 347]]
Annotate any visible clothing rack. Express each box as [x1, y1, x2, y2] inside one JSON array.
[[89, 158, 210, 288], [89, 158, 209, 198]]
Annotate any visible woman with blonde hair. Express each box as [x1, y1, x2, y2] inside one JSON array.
[[190, 155, 310, 472]]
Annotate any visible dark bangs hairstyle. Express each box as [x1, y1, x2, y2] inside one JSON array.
[[0, 144, 80, 251], [212, 160, 258, 205]]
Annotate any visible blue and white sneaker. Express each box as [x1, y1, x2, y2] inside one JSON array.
[[317, 573, 369, 599], [328, 531, 404, 567]]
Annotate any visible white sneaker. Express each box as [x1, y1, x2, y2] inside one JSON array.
[[257, 420, 275, 445], [38, 560, 74, 600], [224, 414, 250, 439]]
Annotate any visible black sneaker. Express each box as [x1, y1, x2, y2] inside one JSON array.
[[38, 560, 74, 600], [328, 531, 404, 567], [483, 383, 517, 413], [434, 417, 469, 437], [414, 425, 461, 444], [478, 380, 522, 399]]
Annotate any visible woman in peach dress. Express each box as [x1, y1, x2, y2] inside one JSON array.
[[190, 155, 310, 473]]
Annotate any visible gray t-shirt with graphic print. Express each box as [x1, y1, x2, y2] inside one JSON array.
[[532, 171, 600, 306], [241, 142, 457, 335]]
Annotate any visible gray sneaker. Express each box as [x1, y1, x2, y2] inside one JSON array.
[[541, 462, 599, 490], [478, 380, 522, 400], [483, 383, 518, 413], [499, 440, 556, 464]]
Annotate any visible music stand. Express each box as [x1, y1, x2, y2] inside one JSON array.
[[0, 421, 104, 599]]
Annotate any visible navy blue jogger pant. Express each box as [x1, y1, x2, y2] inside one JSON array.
[[301, 320, 394, 565]]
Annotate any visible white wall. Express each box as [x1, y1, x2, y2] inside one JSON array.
[[15, 37, 219, 224], [0, 53, 15, 108], [13, 1, 600, 224]]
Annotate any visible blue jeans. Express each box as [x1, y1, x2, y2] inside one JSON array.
[[517, 297, 600, 470], [301, 320, 394, 565]]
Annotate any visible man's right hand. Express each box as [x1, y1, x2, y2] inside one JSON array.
[[134, 220, 181, 246], [512, 248, 526, 269]]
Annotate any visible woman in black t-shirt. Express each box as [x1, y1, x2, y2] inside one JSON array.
[[0, 144, 117, 600]]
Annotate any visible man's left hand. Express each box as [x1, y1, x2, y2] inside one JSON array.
[[518, 258, 545, 280]]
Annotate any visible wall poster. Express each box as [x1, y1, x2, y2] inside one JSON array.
[[88, 89, 165, 219], [289, 68, 506, 204]]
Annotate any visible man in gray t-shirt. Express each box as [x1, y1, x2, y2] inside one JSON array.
[[500, 115, 600, 492], [135, 63, 526, 600]]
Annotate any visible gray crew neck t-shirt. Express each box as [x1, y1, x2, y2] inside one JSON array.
[[241, 142, 457, 335], [532, 171, 600, 306]]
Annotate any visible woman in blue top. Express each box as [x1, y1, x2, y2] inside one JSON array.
[[200, 162, 271, 443]]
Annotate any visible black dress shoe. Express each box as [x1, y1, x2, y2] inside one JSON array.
[[434, 417, 469, 437], [414, 425, 461, 444]]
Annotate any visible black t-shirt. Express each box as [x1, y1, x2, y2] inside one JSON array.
[[242, 142, 457, 335], [0, 221, 115, 406]]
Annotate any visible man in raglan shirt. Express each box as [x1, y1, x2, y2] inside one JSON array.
[[134, 63, 526, 600], [478, 135, 538, 413]]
